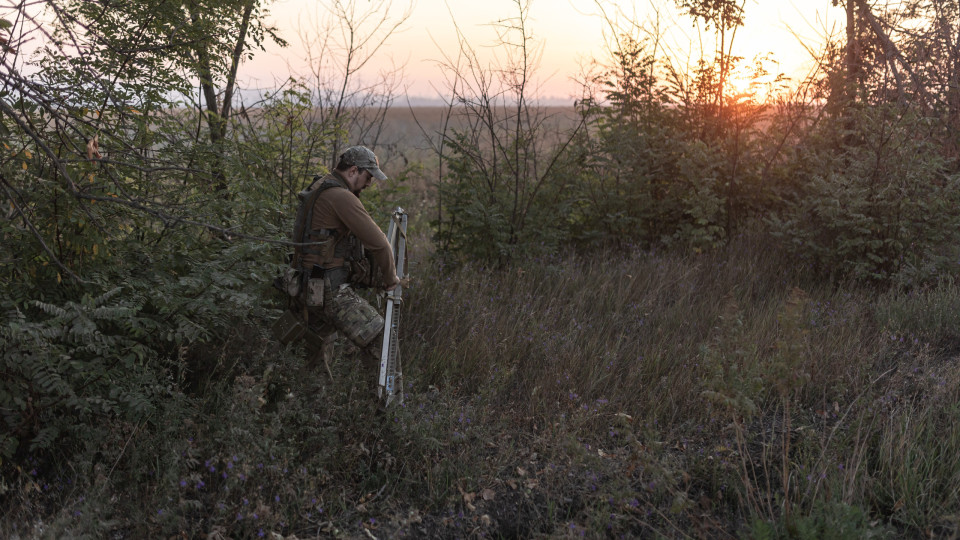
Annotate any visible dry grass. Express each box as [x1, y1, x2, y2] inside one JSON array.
[[7, 236, 960, 538]]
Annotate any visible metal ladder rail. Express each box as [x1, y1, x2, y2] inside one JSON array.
[[378, 207, 407, 406]]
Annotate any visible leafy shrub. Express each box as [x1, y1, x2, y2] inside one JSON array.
[[437, 129, 573, 263], [767, 107, 960, 285], [0, 289, 158, 462], [749, 501, 884, 540], [0, 232, 281, 465], [565, 34, 778, 252]]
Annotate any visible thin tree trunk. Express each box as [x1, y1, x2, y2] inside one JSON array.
[[191, 1, 255, 191], [845, 0, 858, 107], [219, 0, 255, 141], [854, 0, 931, 109]]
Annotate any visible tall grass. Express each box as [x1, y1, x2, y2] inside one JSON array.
[[9, 236, 960, 538], [402, 235, 960, 537], [407, 237, 873, 422]]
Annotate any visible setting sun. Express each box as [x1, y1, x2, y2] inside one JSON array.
[[722, 61, 785, 103]]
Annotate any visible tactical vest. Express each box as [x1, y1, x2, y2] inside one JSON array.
[[291, 174, 363, 274]]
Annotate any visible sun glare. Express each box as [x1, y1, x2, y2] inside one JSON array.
[[724, 71, 781, 103]]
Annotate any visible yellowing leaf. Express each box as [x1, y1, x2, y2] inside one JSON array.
[[56, 272, 61, 284], [21, 161, 26, 170], [23, 149, 31, 159], [92, 244, 98, 255]]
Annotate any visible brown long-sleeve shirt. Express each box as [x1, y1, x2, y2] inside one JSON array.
[[302, 172, 399, 289]]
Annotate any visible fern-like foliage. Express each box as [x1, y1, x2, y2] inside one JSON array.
[[0, 288, 158, 461], [0, 228, 284, 466]]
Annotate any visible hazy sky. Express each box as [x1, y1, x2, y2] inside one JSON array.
[[241, 0, 846, 102]]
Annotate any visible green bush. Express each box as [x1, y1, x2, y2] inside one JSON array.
[[0, 232, 282, 464], [564, 35, 775, 252], [768, 107, 960, 285], [437, 124, 578, 264], [749, 501, 885, 540]]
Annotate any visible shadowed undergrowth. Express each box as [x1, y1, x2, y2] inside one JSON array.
[[5, 237, 960, 538]]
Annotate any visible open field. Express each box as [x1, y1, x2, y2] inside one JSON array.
[[355, 105, 582, 175]]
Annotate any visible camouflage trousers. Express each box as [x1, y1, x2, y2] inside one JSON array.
[[304, 279, 384, 380], [319, 281, 383, 347]]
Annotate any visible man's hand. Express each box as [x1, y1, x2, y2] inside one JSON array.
[[385, 275, 400, 292], [385, 276, 411, 292]]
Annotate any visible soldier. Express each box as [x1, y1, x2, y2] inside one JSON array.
[[284, 145, 400, 386]]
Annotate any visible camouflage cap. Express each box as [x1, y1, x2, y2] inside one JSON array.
[[339, 145, 387, 181]]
